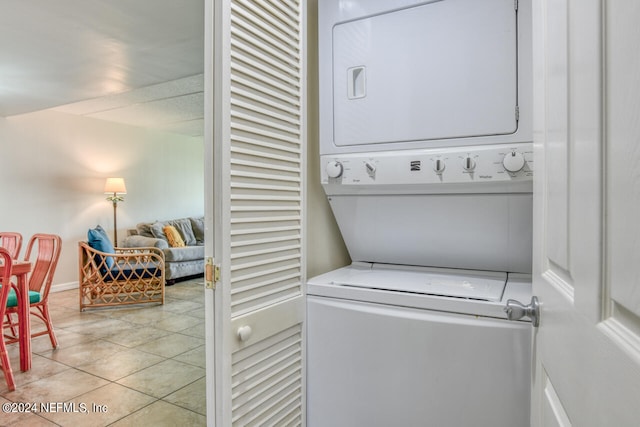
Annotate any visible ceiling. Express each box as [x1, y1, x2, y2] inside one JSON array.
[[0, 0, 205, 137]]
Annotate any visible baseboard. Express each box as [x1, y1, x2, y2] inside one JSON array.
[[51, 281, 78, 293]]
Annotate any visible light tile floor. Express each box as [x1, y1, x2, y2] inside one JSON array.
[[0, 278, 206, 426]]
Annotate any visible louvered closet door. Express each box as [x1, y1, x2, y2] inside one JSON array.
[[209, 0, 306, 426]]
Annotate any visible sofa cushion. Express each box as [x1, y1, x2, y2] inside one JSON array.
[[163, 245, 205, 262], [136, 222, 155, 238], [150, 221, 169, 243], [171, 218, 196, 246], [121, 235, 169, 250], [87, 225, 115, 270], [164, 225, 185, 247], [190, 216, 205, 244], [150, 218, 197, 245]]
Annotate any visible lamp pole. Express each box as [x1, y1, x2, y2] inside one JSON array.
[[105, 193, 124, 246], [104, 178, 127, 246]]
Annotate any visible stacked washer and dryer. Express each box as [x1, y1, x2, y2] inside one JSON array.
[[308, 0, 535, 426]]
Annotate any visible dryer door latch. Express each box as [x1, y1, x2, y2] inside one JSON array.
[[504, 296, 540, 327]]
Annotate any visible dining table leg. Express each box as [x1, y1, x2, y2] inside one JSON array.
[[17, 273, 31, 371]]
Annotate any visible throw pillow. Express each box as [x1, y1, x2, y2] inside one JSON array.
[[136, 222, 155, 238], [171, 218, 196, 246], [190, 216, 205, 244], [164, 225, 186, 247], [87, 225, 115, 269], [150, 221, 169, 242]]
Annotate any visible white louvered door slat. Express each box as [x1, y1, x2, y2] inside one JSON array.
[[212, 0, 306, 425]]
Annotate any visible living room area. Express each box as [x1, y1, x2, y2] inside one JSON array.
[[0, 1, 207, 424], [0, 104, 205, 294], [0, 63, 207, 427]]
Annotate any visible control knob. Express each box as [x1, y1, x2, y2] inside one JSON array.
[[433, 158, 446, 174], [503, 151, 526, 173], [365, 161, 376, 175], [326, 160, 344, 178], [462, 156, 476, 171]]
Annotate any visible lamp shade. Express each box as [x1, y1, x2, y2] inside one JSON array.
[[104, 178, 127, 194]]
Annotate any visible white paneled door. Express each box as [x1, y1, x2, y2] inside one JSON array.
[[205, 0, 306, 425], [532, 1, 640, 425]]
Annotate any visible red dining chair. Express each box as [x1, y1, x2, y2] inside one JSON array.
[[0, 248, 16, 391], [5, 234, 62, 349], [0, 232, 22, 260]]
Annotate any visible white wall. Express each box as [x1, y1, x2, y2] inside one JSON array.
[[306, 0, 351, 278], [0, 110, 204, 288]]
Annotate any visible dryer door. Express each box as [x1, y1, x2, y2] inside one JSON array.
[[332, 0, 518, 147]]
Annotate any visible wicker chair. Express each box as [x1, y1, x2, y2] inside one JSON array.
[[5, 234, 62, 349], [78, 242, 165, 311], [0, 232, 22, 260]]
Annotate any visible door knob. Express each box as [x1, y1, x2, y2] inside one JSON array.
[[237, 325, 253, 342], [504, 296, 540, 327]]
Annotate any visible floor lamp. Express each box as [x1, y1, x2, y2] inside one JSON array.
[[104, 177, 127, 246]]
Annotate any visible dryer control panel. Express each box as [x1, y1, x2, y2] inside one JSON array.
[[321, 143, 533, 194]]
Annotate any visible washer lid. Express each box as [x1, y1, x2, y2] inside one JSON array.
[[326, 263, 507, 302]]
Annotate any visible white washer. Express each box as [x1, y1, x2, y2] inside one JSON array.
[[307, 263, 532, 427], [307, 145, 534, 426]]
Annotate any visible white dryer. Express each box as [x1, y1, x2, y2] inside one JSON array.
[[309, 0, 535, 425]]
